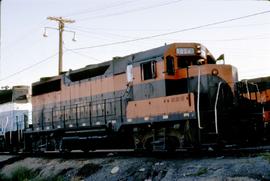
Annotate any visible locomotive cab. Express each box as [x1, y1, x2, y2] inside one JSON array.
[[163, 43, 218, 96], [164, 44, 216, 77]]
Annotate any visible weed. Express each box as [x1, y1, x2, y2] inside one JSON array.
[[34, 175, 64, 181], [9, 166, 39, 181], [259, 152, 270, 162], [190, 167, 208, 176], [0, 167, 65, 181], [0, 173, 8, 181]]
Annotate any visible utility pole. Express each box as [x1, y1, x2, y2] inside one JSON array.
[[0, 0, 2, 80], [46, 17, 75, 75]]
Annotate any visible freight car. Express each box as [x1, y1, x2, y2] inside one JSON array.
[[0, 86, 31, 152], [23, 42, 259, 153]]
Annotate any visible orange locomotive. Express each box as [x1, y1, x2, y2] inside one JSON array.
[[247, 76, 270, 122], [239, 76, 270, 140], [24, 42, 251, 152]]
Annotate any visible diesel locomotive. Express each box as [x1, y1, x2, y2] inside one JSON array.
[[246, 76, 270, 122], [240, 76, 270, 140], [0, 86, 31, 151], [0, 42, 265, 152]]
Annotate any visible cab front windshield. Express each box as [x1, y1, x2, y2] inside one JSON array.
[[177, 56, 206, 69]]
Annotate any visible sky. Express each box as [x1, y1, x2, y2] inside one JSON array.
[[0, 0, 270, 87]]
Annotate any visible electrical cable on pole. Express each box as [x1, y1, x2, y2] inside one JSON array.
[[45, 16, 75, 75]]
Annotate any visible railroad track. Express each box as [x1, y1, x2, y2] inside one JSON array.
[[1, 145, 270, 160]]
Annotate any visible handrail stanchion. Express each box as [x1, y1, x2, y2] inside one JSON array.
[[197, 67, 203, 129], [214, 82, 223, 134]]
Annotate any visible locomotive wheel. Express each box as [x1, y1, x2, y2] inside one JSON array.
[[59, 140, 71, 153], [60, 149, 71, 153], [141, 131, 154, 152], [32, 139, 45, 153], [143, 137, 153, 152], [165, 136, 179, 152]]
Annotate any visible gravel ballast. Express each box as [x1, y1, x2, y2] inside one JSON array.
[[1, 153, 270, 181]]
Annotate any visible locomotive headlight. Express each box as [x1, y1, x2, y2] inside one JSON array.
[[212, 69, 219, 76], [196, 45, 206, 59], [201, 48, 206, 59]]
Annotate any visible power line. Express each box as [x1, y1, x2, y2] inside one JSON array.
[[64, 46, 101, 62], [77, 0, 183, 22], [65, 20, 270, 38], [198, 22, 270, 30], [64, 0, 139, 18], [175, 33, 270, 42], [65, 27, 137, 39], [70, 22, 270, 32], [205, 36, 270, 42], [2, 9, 270, 82], [3, 38, 50, 61], [0, 52, 58, 82], [2, 20, 47, 50], [67, 25, 270, 43], [145, 37, 270, 45], [69, 9, 270, 51], [67, 25, 174, 32]]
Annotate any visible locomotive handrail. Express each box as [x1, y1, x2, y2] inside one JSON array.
[[32, 96, 126, 130], [245, 79, 250, 100], [197, 67, 203, 129], [249, 82, 261, 104], [214, 82, 223, 134], [243, 80, 262, 103], [3, 117, 9, 139]]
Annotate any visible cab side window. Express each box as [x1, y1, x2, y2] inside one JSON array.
[[166, 56, 174, 75], [177, 58, 189, 68], [141, 61, 156, 80]]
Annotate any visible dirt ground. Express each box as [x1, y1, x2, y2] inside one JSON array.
[[1, 152, 270, 181]]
